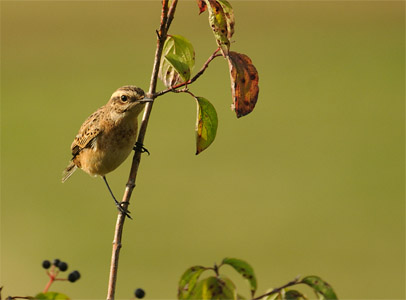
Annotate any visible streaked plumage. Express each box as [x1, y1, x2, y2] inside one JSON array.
[[62, 85, 146, 182]]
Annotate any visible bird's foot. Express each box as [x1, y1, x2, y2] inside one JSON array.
[[134, 142, 150, 155], [115, 201, 132, 219]]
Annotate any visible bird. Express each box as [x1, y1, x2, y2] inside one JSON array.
[[62, 85, 151, 216]]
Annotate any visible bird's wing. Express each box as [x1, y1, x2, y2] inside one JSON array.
[[71, 107, 104, 157]]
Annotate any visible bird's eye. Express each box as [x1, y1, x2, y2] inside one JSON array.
[[121, 95, 128, 102]]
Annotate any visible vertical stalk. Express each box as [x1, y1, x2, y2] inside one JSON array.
[[106, 1, 177, 299]]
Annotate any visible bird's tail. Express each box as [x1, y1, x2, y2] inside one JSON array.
[[62, 162, 78, 183]]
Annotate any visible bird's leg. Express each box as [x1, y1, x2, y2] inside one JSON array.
[[134, 141, 150, 155], [102, 176, 132, 219]]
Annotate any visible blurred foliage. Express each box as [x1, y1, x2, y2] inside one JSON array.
[[178, 258, 337, 300]]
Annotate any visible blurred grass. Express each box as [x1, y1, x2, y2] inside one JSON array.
[[1, 1, 404, 299]]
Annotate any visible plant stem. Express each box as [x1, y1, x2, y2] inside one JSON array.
[[43, 277, 54, 293], [154, 47, 222, 98], [250, 277, 301, 300], [106, 1, 176, 299]]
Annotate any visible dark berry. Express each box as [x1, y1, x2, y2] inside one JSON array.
[[53, 259, 61, 267], [135, 288, 145, 299], [68, 270, 81, 282], [58, 261, 68, 271], [68, 273, 76, 282], [72, 270, 81, 280], [42, 260, 51, 269]]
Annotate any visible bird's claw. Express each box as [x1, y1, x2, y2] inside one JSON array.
[[134, 142, 150, 155], [115, 201, 132, 219]]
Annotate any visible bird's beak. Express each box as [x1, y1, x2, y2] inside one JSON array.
[[138, 96, 153, 103]]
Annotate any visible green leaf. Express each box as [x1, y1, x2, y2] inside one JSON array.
[[301, 276, 338, 300], [178, 266, 208, 299], [216, 0, 235, 39], [204, 0, 230, 56], [159, 35, 195, 87], [284, 290, 306, 300], [195, 96, 218, 155], [219, 276, 238, 300], [236, 294, 246, 300], [165, 53, 191, 82], [263, 292, 281, 300], [34, 292, 70, 300], [171, 35, 195, 71], [221, 258, 257, 296], [188, 276, 236, 300]]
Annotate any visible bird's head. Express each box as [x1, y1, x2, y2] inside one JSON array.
[[108, 85, 151, 117]]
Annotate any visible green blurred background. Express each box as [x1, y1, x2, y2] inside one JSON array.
[[1, 1, 404, 299]]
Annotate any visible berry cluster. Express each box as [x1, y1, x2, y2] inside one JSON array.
[[42, 258, 81, 292]]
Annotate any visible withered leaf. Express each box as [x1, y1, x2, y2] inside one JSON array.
[[227, 51, 259, 118], [196, 0, 207, 14]]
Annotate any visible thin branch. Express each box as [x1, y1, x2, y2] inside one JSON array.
[[154, 47, 222, 98], [106, 1, 174, 299], [250, 277, 301, 300], [166, 0, 178, 30]]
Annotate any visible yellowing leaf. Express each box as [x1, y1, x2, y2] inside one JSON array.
[[178, 266, 208, 299], [188, 276, 237, 300], [195, 96, 218, 155], [217, 0, 235, 39], [227, 51, 259, 118]]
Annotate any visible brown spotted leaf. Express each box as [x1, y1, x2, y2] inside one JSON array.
[[284, 290, 306, 300], [221, 258, 257, 297], [196, 0, 207, 14], [227, 51, 259, 118], [188, 276, 237, 300], [217, 0, 235, 39], [204, 0, 230, 56], [301, 276, 338, 300]]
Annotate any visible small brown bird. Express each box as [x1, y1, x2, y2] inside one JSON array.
[[62, 85, 151, 215]]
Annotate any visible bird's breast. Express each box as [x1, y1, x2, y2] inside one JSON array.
[[79, 117, 138, 176]]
